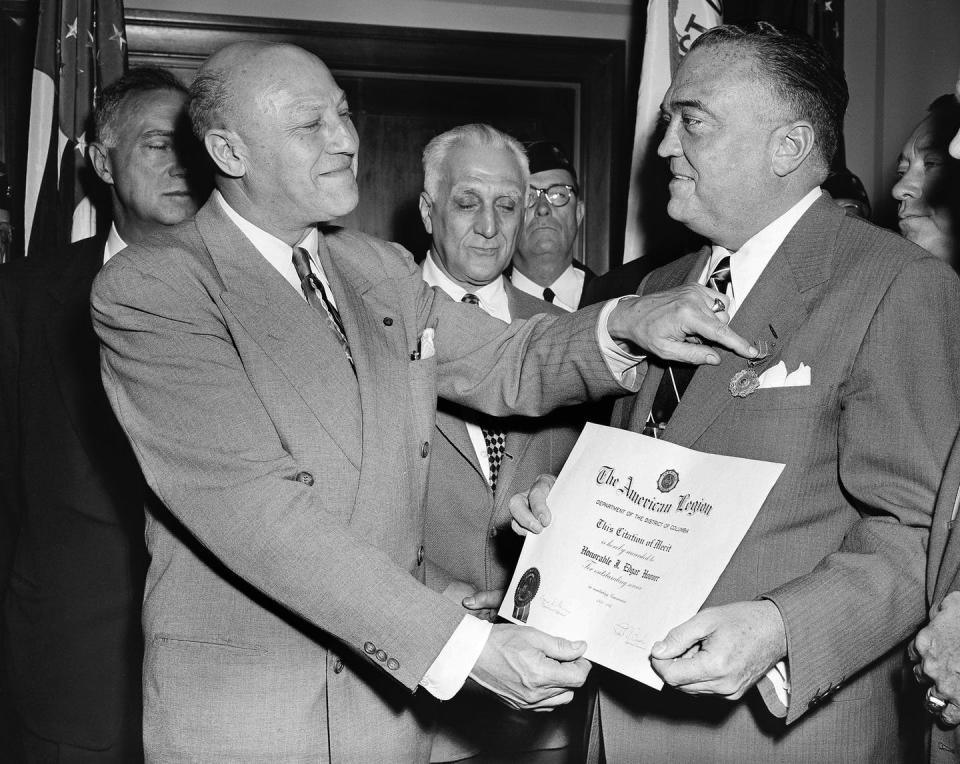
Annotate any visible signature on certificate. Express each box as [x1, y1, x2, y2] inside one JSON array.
[[542, 597, 572, 617], [613, 622, 648, 649]]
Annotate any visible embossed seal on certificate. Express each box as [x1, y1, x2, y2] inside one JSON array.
[[512, 567, 541, 622], [657, 469, 679, 493]]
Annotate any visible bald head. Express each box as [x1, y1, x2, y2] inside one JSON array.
[[189, 42, 360, 243]]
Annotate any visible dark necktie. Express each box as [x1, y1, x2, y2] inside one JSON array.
[[461, 293, 506, 491], [292, 246, 355, 372], [644, 255, 731, 437], [543, 287, 556, 304]]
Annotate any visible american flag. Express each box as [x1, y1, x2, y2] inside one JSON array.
[[23, 0, 126, 259], [622, 0, 722, 264]]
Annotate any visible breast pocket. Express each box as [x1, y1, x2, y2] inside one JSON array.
[[735, 385, 815, 411]]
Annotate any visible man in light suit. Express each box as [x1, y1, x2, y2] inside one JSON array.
[[90, 42, 757, 761], [417, 124, 585, 763], [513, 23, 960, 762], [0, 67, 202, 762]]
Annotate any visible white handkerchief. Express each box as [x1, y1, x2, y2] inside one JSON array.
[[419, 328, 436, 360], [757, 361, 810, 389]]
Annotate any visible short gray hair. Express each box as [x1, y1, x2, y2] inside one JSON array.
[[422, 123, 529, 198], [188, 67, 233, 141], [95, 67, 187, 148]]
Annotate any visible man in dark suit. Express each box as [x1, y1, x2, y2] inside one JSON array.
[[417, 124, 585, 763], [509, 141, 595, 310], [513, 23, 960, 762], [911, 68, 960, 763], [0, 67, 203, 762]]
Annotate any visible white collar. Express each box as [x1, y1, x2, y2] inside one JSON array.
[[213, 189, 325, 298], [704, 188, 821, 317], [103, 223, 127, 264], [422, 250, 511, 323]]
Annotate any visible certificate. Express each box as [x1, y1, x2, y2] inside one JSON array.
[[498, 422, 784, 689]]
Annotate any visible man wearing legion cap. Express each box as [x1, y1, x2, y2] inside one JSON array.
[[510, 141, 595, 310]]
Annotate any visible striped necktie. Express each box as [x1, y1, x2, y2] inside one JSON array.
[[643, 255, 731, 437], [461, 292, 506, 491], [543, 287, 556, 303], [292, 246, 355, 373]]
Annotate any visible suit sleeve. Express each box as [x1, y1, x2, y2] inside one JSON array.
[[763, 256, 960, 723], [0, 267, 22, 606], [419, 282, 633, 414], [91, 255, 466, 693]]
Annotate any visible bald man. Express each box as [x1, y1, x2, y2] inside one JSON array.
[[90, 42, 757, 761]]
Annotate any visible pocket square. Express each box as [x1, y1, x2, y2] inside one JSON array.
[[757, 361, 810, 389], [418, 328, 435, 360]]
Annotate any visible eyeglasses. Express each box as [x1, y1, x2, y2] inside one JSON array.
[[526, 183, 577, 209]]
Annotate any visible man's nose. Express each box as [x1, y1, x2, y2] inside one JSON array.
[[328, 115, 359, 154], [657, 120, 681, 159], [475, 206, 498, 238], [892, 168, 920, 202], [533, 192, 552, 217]]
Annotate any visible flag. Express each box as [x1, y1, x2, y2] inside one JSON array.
[[622, 0, 722, 263], [23, 0, 127, 258]]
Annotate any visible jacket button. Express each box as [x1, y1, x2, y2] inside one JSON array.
[[363, 642, 376, 654], [489, 527, 498, 538], [387, 658, 400, 671], [375, 649, 387, 662], [295, 471, 315, 486], [417, 545, 425, 565], [333, 659, 344, 674], [421, 441, 430, 458], [383, 317, 393, 326]]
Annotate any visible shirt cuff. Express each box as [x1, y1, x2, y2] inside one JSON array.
[[419, 615, 493, 700], [756, 660, 790, 718], [597, 297, 644, 388]]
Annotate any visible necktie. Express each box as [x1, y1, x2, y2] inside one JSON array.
[[543, 287, 556, 304], [292, 247, 355, 372], [643, 255, 731, 437], [461, 293, 506, 491]]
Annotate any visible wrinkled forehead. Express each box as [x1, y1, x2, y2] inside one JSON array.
[[233, 47, 343, 119], [442, 146, 525, 194]]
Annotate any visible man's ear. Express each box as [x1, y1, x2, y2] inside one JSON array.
[[772, 121, 816, 177], [419, 191, 434, 235], [204, 129, 246, 178], [575, 200, 585, 227], [88, 142, 114, 186]]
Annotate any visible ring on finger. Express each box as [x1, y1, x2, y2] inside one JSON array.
[[927, 687, 949, 714], [710, 297, 725, 313]]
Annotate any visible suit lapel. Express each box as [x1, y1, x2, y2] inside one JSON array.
[[665, 198, 837, 446], [44, 238, 111, 456], [931, 441, 960, 603], [198, 201, 363, 468]]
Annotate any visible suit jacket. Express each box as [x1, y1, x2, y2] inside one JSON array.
[[0, 237, 147, 752], [580, 257, 657, 307], [423, 280, 584, 762], [90, 197, 628, 762], [925, 433, 960, 762], [597, 195, 960, 763], [573, 260, 596, 309]]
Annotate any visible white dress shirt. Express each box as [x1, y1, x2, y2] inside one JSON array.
[[510, 263, 584, 312], [103, 224, 127, 264], [696, 186, 822, 711]]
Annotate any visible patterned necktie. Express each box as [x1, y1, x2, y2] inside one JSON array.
[[644, 255, 731, 437], [461, 293, 506, 491], [292, 247, 355, 373], [543, 287, 556, 304]]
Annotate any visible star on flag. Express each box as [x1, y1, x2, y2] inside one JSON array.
[[65, 17, 78, 39], [109, 23, 126, 49]]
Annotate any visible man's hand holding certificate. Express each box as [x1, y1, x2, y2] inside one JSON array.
[[504, 423, 785, 691]]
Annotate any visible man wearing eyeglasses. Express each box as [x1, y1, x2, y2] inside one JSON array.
[[510, 141, 595, 311]]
